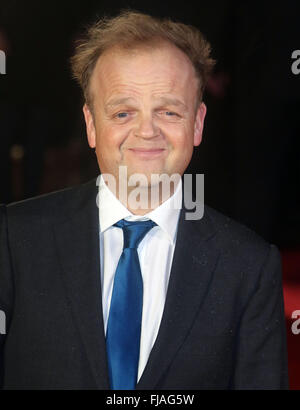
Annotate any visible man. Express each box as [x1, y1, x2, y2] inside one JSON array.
[[0, 11, 288, 389]]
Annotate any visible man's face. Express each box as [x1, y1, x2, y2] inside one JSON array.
[[83, 42, 206, 187]]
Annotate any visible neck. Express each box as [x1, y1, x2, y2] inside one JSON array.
[[104, 178, 180, 215]]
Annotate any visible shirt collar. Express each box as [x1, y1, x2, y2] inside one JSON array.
[[98, 174, 182, 245]]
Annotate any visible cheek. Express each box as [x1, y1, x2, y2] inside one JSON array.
[[95, 123, 123, 150], [169, 126, 195, 168], [167, 124, 194, 151]]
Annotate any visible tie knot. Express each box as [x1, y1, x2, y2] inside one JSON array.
[[114, 219, 156, 249]]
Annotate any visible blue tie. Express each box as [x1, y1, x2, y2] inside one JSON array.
[[106, 219, 156, 390]]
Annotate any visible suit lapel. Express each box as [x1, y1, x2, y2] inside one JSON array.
[[53, 179, 110, 389], [137, 202, 219, 389]]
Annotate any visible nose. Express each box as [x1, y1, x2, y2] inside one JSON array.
[[134, 113, 160, 139]]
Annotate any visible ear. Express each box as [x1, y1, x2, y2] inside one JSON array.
[[83, 104, 96, 148], [193, 102, 207, 147]]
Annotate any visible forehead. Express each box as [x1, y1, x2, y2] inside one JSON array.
[[90, 42, 198, 100]]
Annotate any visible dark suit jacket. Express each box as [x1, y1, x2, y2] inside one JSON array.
[[0, 178, 289, 389]]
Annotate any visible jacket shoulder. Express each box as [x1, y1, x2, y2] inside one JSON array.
[[203, 204, 274, 260], [6, 178, 98, 224]]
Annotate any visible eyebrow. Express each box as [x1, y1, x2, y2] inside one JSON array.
[[106, 97, 136, 109], [156, 96, 187, 109], [105, 95, 188, 111]]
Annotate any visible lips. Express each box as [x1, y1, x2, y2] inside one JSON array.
[[128, 148, 166, 158]]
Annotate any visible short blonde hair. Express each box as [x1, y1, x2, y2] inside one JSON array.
[[71, 10, 215, 108]]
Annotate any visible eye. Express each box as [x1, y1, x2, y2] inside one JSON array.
[[157, 110, 181, 120], [116, 112, 128, 118]]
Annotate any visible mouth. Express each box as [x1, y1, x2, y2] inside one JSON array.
[[127, 148, 167, 159]]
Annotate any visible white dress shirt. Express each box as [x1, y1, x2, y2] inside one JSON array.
[[98, 174, 182, 382]]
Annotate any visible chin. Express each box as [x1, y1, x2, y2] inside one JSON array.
[[127, 172, 156, 189], [127, 167, 162, 179]]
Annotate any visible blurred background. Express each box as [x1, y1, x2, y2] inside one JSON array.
[[0, 0, 299, 388]]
